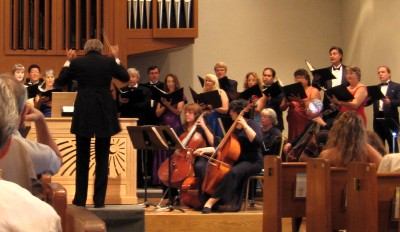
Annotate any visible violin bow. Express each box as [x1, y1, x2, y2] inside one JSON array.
[[101, 28, 112, 49]]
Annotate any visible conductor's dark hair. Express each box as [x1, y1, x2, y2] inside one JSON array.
[[329, 46, 344, 62]]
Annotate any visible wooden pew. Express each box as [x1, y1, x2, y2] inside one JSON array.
[[263, 156, 307, 232], [377, 172, 400, 232], [306, 158, 347, 231], [306, 159, 379, 232]]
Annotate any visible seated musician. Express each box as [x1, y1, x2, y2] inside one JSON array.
[[319, 111, 382, 167], [260, 108, 282, 155], [283, 98, 332, 161], [193, 99, 263, 213]]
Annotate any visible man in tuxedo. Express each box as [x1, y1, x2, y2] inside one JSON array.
[[313, 46, 348, 120], [214, 62, 238, 102], [118, 68, 152, 126], [139, 65, 164, 187], [366, 66, 400, 153]]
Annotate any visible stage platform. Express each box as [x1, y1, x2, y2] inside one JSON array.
[[85, 188, 296, 232]]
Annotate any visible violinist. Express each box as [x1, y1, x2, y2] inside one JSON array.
[[193, 99, 263, 213], [283, 98, 333, 161]]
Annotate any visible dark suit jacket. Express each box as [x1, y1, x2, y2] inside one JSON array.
[[366, 81, 400, 127], [56, 51, 129, 137], [218, 76, 238, 101], [119, 85, 152, 125], [141, 81, 165, 125]]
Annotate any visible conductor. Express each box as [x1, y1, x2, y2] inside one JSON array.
[[56, 39, 129, 208]]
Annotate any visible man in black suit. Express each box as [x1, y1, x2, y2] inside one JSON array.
[[142, 65, 164, 125], [313, 46, 348, 120], [366, 66, 400, 153], [118, 67, 152, 126], [214, 62, 238, 102], [139, 65, 164, 187], [56, 39, 129, 208]]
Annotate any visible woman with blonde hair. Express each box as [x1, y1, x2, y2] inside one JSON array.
[[202, 73, 229, 139], [320, 111, 382, 167]]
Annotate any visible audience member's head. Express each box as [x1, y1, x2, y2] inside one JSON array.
[[326, 111, 367, 165], [367, 131, 387, 157], [0, 78, 19, 147], [0, 74, 27, 115]]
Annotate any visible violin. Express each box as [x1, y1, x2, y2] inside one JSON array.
[[201, 99, 257, 195], [157, 113, 206, 188]]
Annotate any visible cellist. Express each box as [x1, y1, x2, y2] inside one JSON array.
[[283, 98, 334, 161], [193, 99, 263, 213]]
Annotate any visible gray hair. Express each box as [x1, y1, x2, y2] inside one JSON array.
[[0, 74, 27, 115], [43, 69, 55, 78], [0, 78, 19, 146], [127, 68, 140, 79], [84, 39, 103, 54], [261, 108, 278, 126]]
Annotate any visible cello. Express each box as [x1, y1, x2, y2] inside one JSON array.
[[157, 113, 206, 188], [287, 108, 334, 161], [200, 100, 256, 195]]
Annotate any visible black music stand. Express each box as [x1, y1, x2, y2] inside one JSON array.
[[152, 126, 186, 213], [127, 126, 169, 208]]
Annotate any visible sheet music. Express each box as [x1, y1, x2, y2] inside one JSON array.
[[305, 60, 315, 71]]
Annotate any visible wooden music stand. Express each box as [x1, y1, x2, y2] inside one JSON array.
[[51, 92, 77, 117]]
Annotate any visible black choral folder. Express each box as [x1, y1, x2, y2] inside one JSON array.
[[325, 84, 354, 101], [282, 82, 307, 99], [305, 60, 336, 84], [189, 87, 222, 109], [367, 85, 385, 101], [150, 86, 184, 105], [262, 81, 282, 98], [239, 84, 263, 100]]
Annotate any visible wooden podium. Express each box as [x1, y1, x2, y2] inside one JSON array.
[[27, 117, 138, 204]]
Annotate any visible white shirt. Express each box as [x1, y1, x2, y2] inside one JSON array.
[[379, 82, 389, 111], [331, 65, 343, 88], [0, 180, 62, 232]]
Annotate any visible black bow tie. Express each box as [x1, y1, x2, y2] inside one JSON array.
[[332, 66, 341, 71], [380, 82, 389, 86], [263, 85, 270, 89]]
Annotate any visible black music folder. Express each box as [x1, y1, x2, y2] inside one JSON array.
[[150, 86, 184, 105], [26, 83, 40, 99], [282, 82, 307, 99], [239, 84, 263, 100], [189, 87, 222, 109], [38, 88, 62, 101], [116, 86, 144, 102], [367, 85, 385, 101], [305, 60, 336, 84], [197, 75, 205, 87], [325, 84, 354, 101], [262, 81, 282, 98]]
